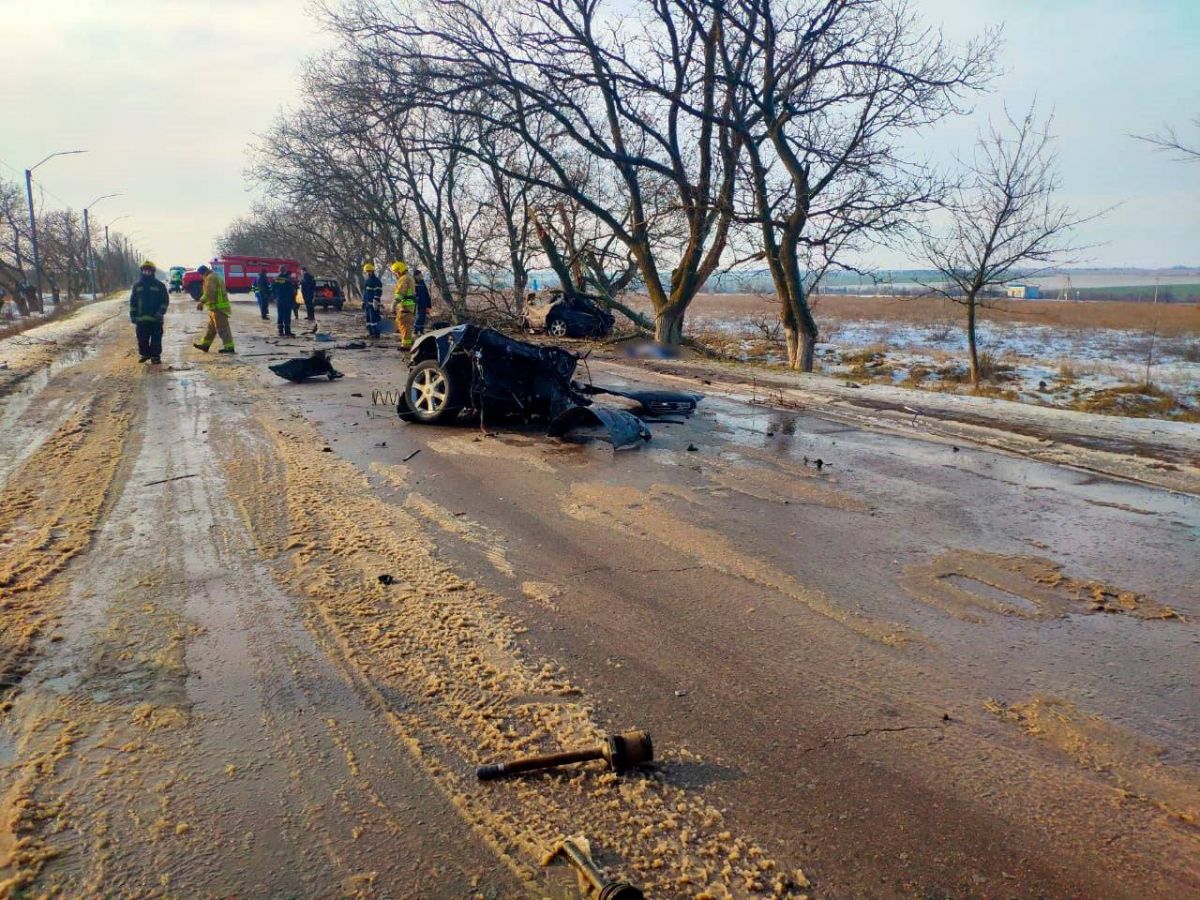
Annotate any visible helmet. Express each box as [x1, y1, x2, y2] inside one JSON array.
[[140, 260, 156, 270], [390, 261, 406, 275], [362, 262, 376, 273]]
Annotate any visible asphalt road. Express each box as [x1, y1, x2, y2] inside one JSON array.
[[1, 297, 1197, 898]]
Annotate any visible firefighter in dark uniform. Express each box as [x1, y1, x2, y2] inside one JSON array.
[[362, 262, 383, 338], [272, 267, 298, 336], [129, 260, 170, 364], [300, 267, 317, 321]]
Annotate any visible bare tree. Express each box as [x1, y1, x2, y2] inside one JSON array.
[[330, 0, 744, 343], [920, 106, 1095, 386], [1132, 114, 1200, 162], [717, 0, 997, 370]]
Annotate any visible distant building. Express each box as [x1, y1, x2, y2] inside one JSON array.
[[1005, 284, 1041, 299]]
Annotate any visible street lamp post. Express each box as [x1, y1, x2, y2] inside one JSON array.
[[103, 215, 131, 290], [24, 150, 86, 304], [82, 193, 121, 299]]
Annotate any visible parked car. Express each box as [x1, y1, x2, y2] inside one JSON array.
[[396, 324, 699, 448], [521, 290, 614, 338], [313, 277, 344, 310]]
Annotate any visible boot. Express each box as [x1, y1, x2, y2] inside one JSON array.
[[193, 343, 210, 353], [218, 346, 236, 354]]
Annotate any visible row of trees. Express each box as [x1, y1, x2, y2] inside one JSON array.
[[0, 177, 143, 316], [232, 0, 1101, 380]]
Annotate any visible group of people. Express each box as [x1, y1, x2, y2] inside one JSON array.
[[253, 266, 318, 336], [127, 258, 434, 363], [362, 260, 432, 348]]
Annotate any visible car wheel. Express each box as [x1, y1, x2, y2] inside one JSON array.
[[403, 359, 463, 424], [547, 317, 569, 338]]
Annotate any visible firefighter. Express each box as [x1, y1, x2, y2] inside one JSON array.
[[255, 268, 271, 320], [129, 260, 169, 364], [391, 260, 416, 349], [300, 267, 317, 321], [362, 262, 383, 338], [192, 264, 235, 354], [413, 268, 432, 335], [272, 266, 298, 336]]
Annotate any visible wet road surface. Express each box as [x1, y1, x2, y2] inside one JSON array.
[[1, 298, 1197, 898]]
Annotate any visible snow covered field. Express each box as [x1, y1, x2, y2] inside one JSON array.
[[687, 307, 1200, 421]]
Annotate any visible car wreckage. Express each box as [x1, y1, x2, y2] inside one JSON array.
[[397, 324, 700, 448]]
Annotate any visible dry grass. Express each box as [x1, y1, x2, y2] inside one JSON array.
[[643, 292, 1200, 337], [1070, 382, 1199, 420]]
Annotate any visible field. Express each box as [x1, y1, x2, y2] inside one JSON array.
[[647, 293, 1200, 421]]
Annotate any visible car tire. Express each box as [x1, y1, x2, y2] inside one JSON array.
[[403, 359, 464, 424], [547, 316, 568, 338]]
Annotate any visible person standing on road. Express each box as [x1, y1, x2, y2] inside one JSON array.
[[413, 268, 432, 336], [192, 264, 235, 354], [362, 262, 383, 339], [129, 260, 169, 364], [391, 260, 416, 349], [255, 268, 271, 320], [300, 267, 317, 321], [272, 267, 298, 337]]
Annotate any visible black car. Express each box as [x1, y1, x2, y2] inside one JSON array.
[[396, 325, 698, 448], [313, 277, 344, 310], [521, 290, 615, 338]]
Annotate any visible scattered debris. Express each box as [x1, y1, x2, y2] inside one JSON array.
[[477, 729, 653, 781], [339, 341, 367, 349], [546, 836, 645, 900], [350, 392, 363, 397], [686, 443, 699, 452], [378, 574, 395, 585], [322, 446, 332, 453], [269, 350, 344, 382], [314, 332, 334, 342], [401, 448, 421, 462], [143, 473, 198, 487]]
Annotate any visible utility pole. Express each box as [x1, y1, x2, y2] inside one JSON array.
[[24, 150, 86, 303], [102, 215, 130, 293], [82, 193, 120, 300]]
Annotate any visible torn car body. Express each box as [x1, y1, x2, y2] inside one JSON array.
[[397, 325, 694, 448]]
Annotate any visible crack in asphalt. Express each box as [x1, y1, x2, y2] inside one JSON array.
[[798, 722, 948, 755]]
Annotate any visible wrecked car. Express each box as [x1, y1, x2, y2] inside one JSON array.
[[397, 324, 698, 447], [521, 290, 615, 338]]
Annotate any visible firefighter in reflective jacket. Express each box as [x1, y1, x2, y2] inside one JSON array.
[[391, 260, 416, 349], [129, 260, 169, 364], [362, 262, 383, 338], [192, 264, 235, 353]]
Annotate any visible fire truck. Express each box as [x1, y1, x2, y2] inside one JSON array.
[[181, 256, 301, 300]]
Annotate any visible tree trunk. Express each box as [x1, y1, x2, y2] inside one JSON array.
[[655, 304, 686, 344], [966, 293, 980, 387]]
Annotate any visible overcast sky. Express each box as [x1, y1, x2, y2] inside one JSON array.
[[2, 0, 1197, 271]]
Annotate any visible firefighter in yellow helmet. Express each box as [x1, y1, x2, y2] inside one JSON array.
[[391, 260, 416, 349], [191, 263, 235, 354]]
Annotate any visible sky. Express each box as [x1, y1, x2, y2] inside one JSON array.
[[1, 0, 1197, 271]]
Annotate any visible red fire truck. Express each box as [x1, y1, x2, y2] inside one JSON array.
[[181, 255, 301, 300]]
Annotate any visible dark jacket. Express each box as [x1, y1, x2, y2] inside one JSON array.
[[256, 272, 271, 295], [363, 273, 382, 305], [272, 274, 298, 305], [130, 276, 169, 323], [300, 271, 316, 299], [414, 277, 432, 310]]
